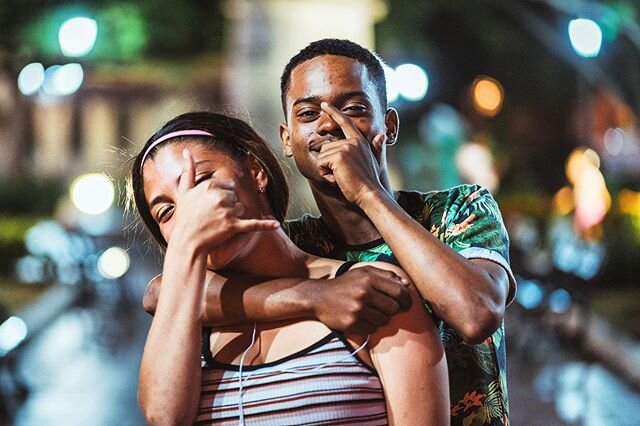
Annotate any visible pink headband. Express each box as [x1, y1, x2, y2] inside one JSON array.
[[140, 130, 214, 171]]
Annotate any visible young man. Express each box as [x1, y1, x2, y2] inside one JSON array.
[[144, 39, 515, 425]]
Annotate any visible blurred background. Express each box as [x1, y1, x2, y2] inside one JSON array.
[[0, 0, 639, 424]]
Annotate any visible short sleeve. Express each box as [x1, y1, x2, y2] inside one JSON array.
[[428, 184, 517, 305]]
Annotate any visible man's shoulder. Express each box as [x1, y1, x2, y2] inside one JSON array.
[[283, 213, 324, 233], [397, 184, 493, 205], [396, 184, 494, 223], [283, 214, 333, 256]]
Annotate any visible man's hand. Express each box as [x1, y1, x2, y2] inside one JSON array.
[[316, 102, 387, 206], [305, 266, 412, 334]]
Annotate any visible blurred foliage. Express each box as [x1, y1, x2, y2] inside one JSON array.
[[0, 177, 64, 276], [600, 211, 640, 284], [0, 177, 65, 215], [0, 277, 49, 314], [2, 0, 225, 64], [0, 216, 40, 276]]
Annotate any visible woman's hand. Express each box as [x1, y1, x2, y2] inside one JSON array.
[[171, 149, 279, 253]]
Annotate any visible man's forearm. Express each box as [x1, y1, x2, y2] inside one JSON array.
[[358, 190, 509, 343], [207, 275, 314, 326], [144, 272, 314, 326]]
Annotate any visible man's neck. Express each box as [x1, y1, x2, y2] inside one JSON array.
[[310, 183, 391, 246]]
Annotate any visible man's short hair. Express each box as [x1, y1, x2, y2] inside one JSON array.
[[280, 38, 388, 116]]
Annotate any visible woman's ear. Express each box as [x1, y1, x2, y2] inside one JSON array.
[[247, 154, 269, 190]]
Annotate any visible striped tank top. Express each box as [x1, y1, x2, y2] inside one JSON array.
[[195, 262, 388, 425]]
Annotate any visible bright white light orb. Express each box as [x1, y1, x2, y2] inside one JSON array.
[[383, 65, 400, 103], [395, 63, 429, 101], [59, 17, 98, 57], [17, 63, 45, 96], [42, 63, 84, 97], [568, 18, 602, 58], [98, 247, 130, 279], [0, 316, 28, 353], [70, 173, 115, 215]]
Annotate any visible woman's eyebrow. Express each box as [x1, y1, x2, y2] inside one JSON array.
[[149, 194, 171, 212]]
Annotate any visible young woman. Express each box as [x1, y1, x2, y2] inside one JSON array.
[[132, 111, 449, 425]]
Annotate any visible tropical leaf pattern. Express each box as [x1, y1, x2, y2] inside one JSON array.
[[284, 184, 511, 425]]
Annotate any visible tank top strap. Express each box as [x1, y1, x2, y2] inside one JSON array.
[[335, 260, 358, 277]]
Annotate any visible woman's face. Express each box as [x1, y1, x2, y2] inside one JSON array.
[[142, 141, 266, 269]]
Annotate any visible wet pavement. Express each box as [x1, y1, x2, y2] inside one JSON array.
[[3, 266, 640, 426]]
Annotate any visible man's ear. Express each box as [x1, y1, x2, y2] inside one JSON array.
[[384, 107, 399, 145], [279, 122, 293, 157]]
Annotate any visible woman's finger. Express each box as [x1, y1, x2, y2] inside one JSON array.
[[232, 218, 280, 233], [178, 149, 196, 193]]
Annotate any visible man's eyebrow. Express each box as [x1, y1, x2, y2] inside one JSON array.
[[291, 90, 371, 108], [333, 91, 372, 106], [291, 91, 372, 109], [292, 96, 322, 109]]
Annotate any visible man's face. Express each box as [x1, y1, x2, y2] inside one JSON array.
[[280, 55, 388, 184]]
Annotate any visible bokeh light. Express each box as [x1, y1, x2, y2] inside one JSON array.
[[516, 279, 545, 310], [97, 247, 130, 279], [568, 18, 603, 58], [471, 76, 504, 117], [383, 65, 400, 103], [70, 173, 115, 215], [395, 63, 429, 101], [58, 17, 98, 57], [565, 148, 611, 231], [0, 316, 28, 354], [455, 142, 499, 192], [17, 63, 45, 96], [41, 63, 84, 97]]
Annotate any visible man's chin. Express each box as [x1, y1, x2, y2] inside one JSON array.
[[309, 178, 344, 197]]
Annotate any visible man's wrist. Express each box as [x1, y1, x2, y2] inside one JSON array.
[[357, 188, 391, 212], [294, 279, 322, 319]]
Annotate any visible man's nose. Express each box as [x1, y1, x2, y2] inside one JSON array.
[[316, 111, 344, 137]]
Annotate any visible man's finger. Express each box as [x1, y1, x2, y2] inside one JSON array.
[[366, 291, 402, 317], [178, 149, 196, 193], [347, 320, 377, 335], [320, 102, 364, 140], [371, 273, 412, 311], [358, 306, 392, 328]]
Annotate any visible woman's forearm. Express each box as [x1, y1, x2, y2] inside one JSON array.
[[138, 244, 207, 425]]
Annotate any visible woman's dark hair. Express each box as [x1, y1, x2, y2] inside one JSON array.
[[129, 111, 289, 248]]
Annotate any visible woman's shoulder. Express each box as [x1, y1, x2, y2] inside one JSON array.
[[349, 261, 408, 280]]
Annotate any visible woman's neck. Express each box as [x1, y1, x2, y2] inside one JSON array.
[[221, 228, 337, 279]]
